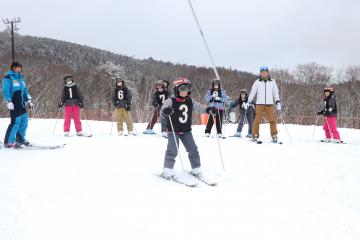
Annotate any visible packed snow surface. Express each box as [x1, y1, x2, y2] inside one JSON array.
[[1, 118, 360, 240]]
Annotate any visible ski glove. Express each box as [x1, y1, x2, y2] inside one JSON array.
[[58, 101, 64, 109], [317, 110, 325, 115], [78, 101, 84, 108], [125, 104, 131, 111], [243, 102, 250, 110], [114, 100, 120, 107], [241, 102, 248, 109], [162, 107, 174, 116], [7, 101, 14, 110], [210, 97, 222, 103], [27, 100, 34, 109], [275, 102, 281, 112], [206, 106, 217, 116]]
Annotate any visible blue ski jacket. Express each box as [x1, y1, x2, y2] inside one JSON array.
[[2, 70, 31, 116]]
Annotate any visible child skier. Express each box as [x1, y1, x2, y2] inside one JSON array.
[[162, 78, 172, 96], [317, 86, 342, 143], [143, 79, 169, 136], [58, 75, 84, 136], [2, 62, 34, 148], [112, 78, 135, 135], [230, 89, 255, 138], [204, 79, 230, 137], [160, 77, 203, 179]]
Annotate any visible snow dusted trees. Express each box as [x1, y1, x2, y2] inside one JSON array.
[[271, 62, 360, 128], [0, 33, 359, 128]]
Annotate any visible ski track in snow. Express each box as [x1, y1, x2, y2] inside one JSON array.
[[1, 118, 360, 240]]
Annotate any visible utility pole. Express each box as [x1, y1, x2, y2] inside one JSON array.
[[2, 17, 21, 62]]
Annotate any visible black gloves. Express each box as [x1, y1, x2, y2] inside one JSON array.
[[210, 97, 222, 103], [114, 100, 120, 107], [125, 104, 131, 111], [317, 110, 325, 115], [58, 101, 63, 109], [78, 101, 84, 108], [162, 107, 174, 116]]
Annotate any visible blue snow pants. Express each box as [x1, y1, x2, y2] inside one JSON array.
[[4, 112, 28, 144]]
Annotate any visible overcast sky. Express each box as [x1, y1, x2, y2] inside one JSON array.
[[1, 0, 359, 74]]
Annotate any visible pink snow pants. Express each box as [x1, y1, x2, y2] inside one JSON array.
[[323, 116, 340, 140], [64, 105, 82, 133]]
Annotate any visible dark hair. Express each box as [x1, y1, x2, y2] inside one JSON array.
[[10, 62, 22, 70]]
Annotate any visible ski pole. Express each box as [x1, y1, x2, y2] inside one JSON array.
[[242, 108, 249, 138], [168, 115, 185, 172], [128, 111, 138, 135], [279, 112, 292, 142], [211, 113, 225, 171], [81, 109, 93, 136], [52, 108, 62, 136], [222, 110, 228, 136], [109, 110, 116, 135], [216, 108, 224, 136], [311, 115, 320, 141]]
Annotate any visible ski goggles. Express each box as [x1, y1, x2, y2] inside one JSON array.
[[178, 84, 191, 92], [260, 66, 269, 72]]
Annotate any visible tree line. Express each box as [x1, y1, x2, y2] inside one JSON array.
[[0, 32, 359, 128]]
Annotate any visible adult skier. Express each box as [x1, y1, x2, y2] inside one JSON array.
[[244, 66, 281, 142], [2, 62, 34, 148]]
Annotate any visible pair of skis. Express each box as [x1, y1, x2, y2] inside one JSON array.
[[252, 139, 283, 144], [65, 134, 93, 138], [158, 172, 218, 187], [18, 143, 66, 150], [320, 140, 346, 144], [0, 141, 66, 150]]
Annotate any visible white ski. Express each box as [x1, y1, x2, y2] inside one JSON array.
[[188, 172, 218, 186], [158, 173, 198, 187]]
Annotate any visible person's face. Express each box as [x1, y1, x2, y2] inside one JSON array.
[[260, 71, 269, 78], [324, 91, 330, 97], [13, 66, 22, 73], [66, 79, 73, 85], [179, 91, 188, 97], [213, 84, 219, 89], [240, 93, 246, 99], [157, 86, 164, 92], [117, 81, 123, 87], [178, 84, 190, 97]]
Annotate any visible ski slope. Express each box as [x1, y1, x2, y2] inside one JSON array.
[[1, 118, 360, 240]]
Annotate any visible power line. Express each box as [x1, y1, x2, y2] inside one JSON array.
[[2, 17, 21, 62]]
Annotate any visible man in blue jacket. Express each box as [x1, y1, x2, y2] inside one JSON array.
[[2, 62, 34, 148]]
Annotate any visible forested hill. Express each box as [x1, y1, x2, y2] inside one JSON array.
[[0, 32, 256, 122], [0, 32, 359, 128]]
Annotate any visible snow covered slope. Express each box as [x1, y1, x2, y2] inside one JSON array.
[[1, 118, 360, 240]]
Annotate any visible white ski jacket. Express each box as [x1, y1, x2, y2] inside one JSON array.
[[248, 78, 280, 105]]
